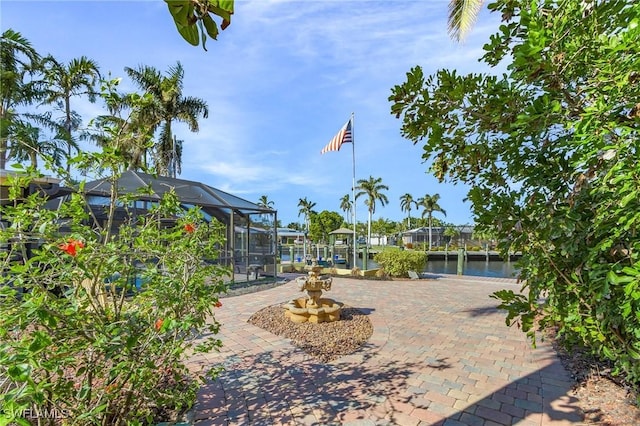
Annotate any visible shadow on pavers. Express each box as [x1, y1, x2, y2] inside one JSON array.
[[193, 350, 584, 425]]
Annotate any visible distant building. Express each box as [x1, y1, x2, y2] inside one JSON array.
[[50, 170, 276, 276], [277, 228, 305, 245], [369, 235, 388, 246], [401, 225, 475, 248]]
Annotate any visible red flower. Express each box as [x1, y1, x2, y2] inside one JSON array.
[[155, 318, 164, 331], [184, 223, 196, 233], [58, 238, 85, 256], [214, 301, 222, 308]]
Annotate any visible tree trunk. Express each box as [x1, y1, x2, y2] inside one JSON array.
[[428, 215, 432, 251], [0, 144, 6, 169], [65, 96, 72, 175], [367, 210, 372, 247]]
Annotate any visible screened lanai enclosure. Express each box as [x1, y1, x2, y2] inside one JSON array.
[[52, 170, 278, 281]]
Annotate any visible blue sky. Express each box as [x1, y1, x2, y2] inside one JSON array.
[[3, 0, 504, 226]]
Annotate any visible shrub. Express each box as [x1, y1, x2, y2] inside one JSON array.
[[373, 250, 427, 277], [0, 164, 227, 425]]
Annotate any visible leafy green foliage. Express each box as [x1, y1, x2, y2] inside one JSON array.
[[390, 0, 640, 385], [373, 250, 427, 278], [1, 29, 42, 170], [166, 0, 234, 50], [297, 197, 316, 240], [309, 210, 343, 243], [371, 217, 396, 241], [355, 176, 389, 248], [123, 62, 209, 177], [0, 85, 228, 424]]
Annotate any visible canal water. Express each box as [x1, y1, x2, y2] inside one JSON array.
[[283, 254, 519, 279], [355, 259, 519, 279], [423, 259, 519, 278]]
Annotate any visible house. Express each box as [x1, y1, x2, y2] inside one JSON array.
[[1, 170, 71, 261], [47, 170, 278, 278], [277, 227, 305, 245], [401, 225, 475, 248], [0, 170, 69, 206]]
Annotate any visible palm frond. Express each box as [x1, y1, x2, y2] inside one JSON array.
[[448, 0, 485, 42]]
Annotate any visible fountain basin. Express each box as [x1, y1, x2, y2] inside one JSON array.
[[284, 297, 343, 323]]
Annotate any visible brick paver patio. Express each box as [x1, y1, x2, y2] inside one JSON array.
[[187, 274, 584, 425]]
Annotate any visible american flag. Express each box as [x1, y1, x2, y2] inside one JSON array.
[[321, 118, 353, 154]]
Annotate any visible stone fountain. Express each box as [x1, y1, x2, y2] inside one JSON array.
[[284, 261, 343, 323]]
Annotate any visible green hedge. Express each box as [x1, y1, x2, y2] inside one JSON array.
[[374, 250, 427, 278]]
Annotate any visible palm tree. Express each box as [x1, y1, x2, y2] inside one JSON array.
[[256, 195, 275, 227], [0, 29, 41, 169], [297, 197, 316, 232], [87, 82, 156, 172], [444, 225, 459, 247], [399, 193, 417, 229], [257, 195, 274, 209], [339, 194, 352, 224], [8, 119, 65, 169], [297, 197, 316, 260], [418, 193, 447, 251], [448, 0, 485, 42], [355, 176, 389, 247], [41, 55, 100, 174], [125, 62, 208, 177]]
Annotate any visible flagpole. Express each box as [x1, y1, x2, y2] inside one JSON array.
[[320, 114, 356, 269], [351, 112, 357, 269]]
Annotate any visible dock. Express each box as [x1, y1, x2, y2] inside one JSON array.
[[357, 249, 521, 262]]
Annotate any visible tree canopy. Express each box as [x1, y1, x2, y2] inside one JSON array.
[[399, 193, 417, 229], [257, 195, 274, 209], [418, 193, 446, 251], [41, 55, 101, 174], [125, 62, 208, 177], [1, 29, 41, 169], [309, 210, 343, 244], [391, 0, 640, 384], [355, 176, 389, 246]]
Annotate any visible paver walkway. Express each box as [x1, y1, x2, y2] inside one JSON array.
[[187, 275, 584, 425]]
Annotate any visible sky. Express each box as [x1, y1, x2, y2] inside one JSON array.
[[2, 0, 505, 227]]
